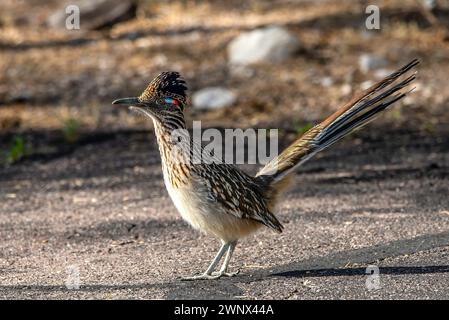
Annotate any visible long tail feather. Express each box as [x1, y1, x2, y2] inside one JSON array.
[[256, 59, 419, 187]]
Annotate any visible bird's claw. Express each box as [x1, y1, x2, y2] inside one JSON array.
[[211, 270, 239, 277], [181, 273, 221, 281], [181, 270, 239, 281]]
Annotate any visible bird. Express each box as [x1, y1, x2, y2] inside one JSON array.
[[112, 59, 419, 280]]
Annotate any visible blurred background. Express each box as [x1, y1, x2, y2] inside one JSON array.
[[0, 0, 448, 165]]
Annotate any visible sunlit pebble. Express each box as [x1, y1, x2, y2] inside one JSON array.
[[421, 86, 433, 98], [374, 69, 393, 79], [360, 80, 374, 90], [340, 84, 352, 96], [319, 76, 334, 87], [413, 81, 422, 91], [403, 95, 415, 105], [74, 179, 83, 187]]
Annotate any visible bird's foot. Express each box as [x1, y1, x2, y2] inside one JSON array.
[[180, 270, 239, 281], [211, 270, 239, 277], [181, 273, 221, 281]]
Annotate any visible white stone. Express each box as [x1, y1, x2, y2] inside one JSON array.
[[359, 54, 388, 73], [320, 77, 334, 87], [47, 0, 135, 30], [340, 84, 352, 96], [228, 26, 300, 65], [374, 68, 393, 79], [361, 80, 374, 90], [423, 0, 437, 10], [192, 87, 237, 110]]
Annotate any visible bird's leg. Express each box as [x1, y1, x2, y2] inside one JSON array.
[[181, 242, 229, 281], [204, 242, 229, 275], [212, 241, 239, 277]]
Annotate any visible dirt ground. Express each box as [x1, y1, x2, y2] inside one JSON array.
[[1, 0, 449, 299], [1, 127, 449, 299]]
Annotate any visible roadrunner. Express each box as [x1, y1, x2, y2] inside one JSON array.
[[113, 59, 419, 280]]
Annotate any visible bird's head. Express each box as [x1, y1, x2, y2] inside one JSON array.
[[112, 71, 187, 125]]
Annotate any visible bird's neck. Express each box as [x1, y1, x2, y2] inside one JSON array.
[[152, 117, 192, 188]]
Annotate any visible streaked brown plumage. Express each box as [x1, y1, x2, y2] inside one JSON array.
[[113, 59, 419, 280]]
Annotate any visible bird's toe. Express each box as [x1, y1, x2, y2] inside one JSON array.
[[211, 270, 239, 277], [180, 273, 222, 281]]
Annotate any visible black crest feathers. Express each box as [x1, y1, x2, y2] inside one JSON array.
[[139, 72, 188, 107]]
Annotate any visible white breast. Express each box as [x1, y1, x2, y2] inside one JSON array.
[[162, 170, 261, 242]]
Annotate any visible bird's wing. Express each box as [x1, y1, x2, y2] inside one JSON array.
[[193, 163, 284, 232]]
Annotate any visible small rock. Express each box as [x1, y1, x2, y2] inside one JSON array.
[[320, 77, 334, 87], [403, 95, 415, 105], [358, 54, 388, 73], [47, 0, 136, 31], [340, 84, 352, 96], [192, 87, 237, 110], [228, 26, 300, 65], [360, 80, 374, 90], [423, 0, 437, 10], [373, 68, 393, 79]]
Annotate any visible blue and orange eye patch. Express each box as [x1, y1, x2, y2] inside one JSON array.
[[164, 98, 180, 106]]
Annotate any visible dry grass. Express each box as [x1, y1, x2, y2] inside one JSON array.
[[0, 0, 448, 134]]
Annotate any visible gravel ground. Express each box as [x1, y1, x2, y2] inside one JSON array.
[[1, 127, 448, 299]]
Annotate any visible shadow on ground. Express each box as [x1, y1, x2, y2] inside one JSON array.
[[2, 230, 449, 299]]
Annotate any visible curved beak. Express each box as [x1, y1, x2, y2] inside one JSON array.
[[112, 96, 158, 120], [112, 97, 140, 106]]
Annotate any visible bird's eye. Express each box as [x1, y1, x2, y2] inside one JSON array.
[[164, 98, 179, 105]]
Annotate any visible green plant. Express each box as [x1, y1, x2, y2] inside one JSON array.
[[421, 121, 436, 134], [62, 118, 81, 144], [295, 122, 314, 136], [3, 136, 30, 165]]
